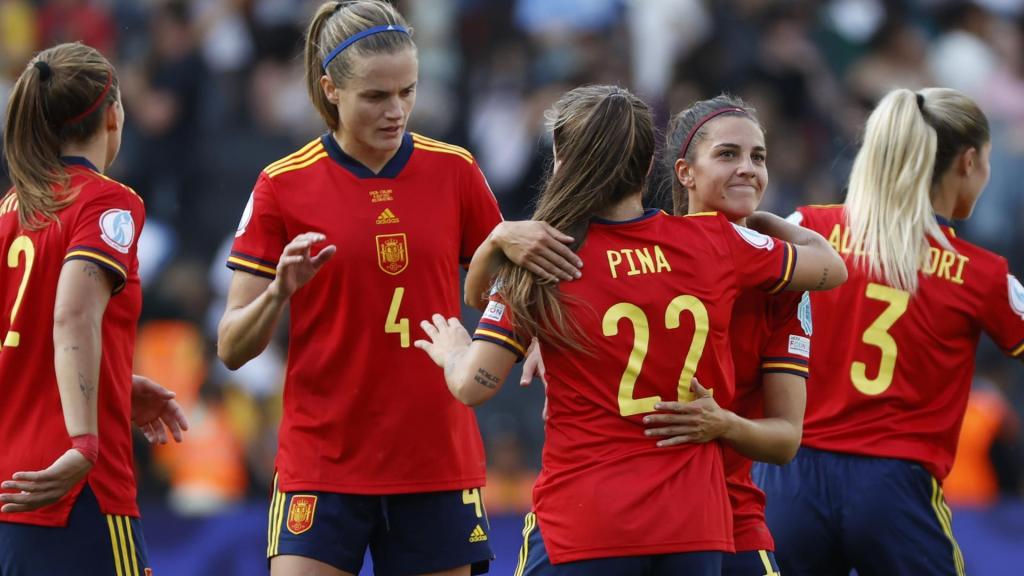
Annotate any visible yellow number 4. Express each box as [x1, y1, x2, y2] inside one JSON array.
[[2, 236, 35, 350], [851, 283, 909, 396], [385, 286, 410, 348]]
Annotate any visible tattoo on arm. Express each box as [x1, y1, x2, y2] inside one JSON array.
[[814, 267, 829, 290], [81, 262, 102, 282], [473, 368, 501, 389], [78, 372, 95, 400]]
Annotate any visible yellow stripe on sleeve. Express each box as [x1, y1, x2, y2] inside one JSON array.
[[227, 256, 277, 277], [65, 250, 128, 279], [266, 151, 329, 178], [264, 139, 322, 173], [411, 133, 474, 157], [413, 142, 474, 164], [768, 243, 795, 294], [1011, 341, 1024, 357], [107, 515, 125, 576], [514, 512, 537, 576], [762, 362, 810, 374], [475, 329, 527, 356]]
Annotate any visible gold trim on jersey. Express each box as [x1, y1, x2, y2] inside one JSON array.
[[761, 361, 809, 375], [931, 477, 966, 576], [758, 550, 780, 576], [227, 255, 277, 277], [767, 243, 796, 295], [475, 328, 527, 357], [65, 249, 128, 279], [1, 194, 19, 216], [1011, 341, 1024, 357], [263, 139, 322, 173], [411, 134, 474, 164], [266, 146, 329, 178], [684, 211, 718, 217], [514, 512, 537, 576]]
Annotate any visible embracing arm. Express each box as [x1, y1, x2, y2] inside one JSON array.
[[747, 211, 847, 291], [715, 373, 805, 464], [415, 315, 518, 406]]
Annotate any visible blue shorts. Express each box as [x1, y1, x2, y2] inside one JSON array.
[[267, 477, 493, 576], [722, 549, 780, 576], [754, 447, 965, 576], [513, 512, 722, 576], [0, 485, 150, 576]]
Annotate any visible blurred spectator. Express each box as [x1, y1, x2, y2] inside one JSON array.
[[36, 0, 115, 57]]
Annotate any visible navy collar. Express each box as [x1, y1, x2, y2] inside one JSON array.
[[592, 208, 660, 225], [60, 156, 100, 173], [321, 132, 413, 179], [935, 214, 953, 228]]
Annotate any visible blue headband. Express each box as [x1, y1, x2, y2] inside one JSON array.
[[322, 24, 410, 71]]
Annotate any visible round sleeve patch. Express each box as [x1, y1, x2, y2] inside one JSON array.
[[785, 211, 804, 226], [1008, 274, 1024, 319], [798, 291, 813, 335], [235, 192, 254, 238], [731, 222, 775, 251], [99, 209, 135, 254]]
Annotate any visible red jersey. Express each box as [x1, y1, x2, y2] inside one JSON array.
[[726, 288, 810, 551], [228, 132, 502, 494], [475, 210, 797, 563], [793, 204, 1024, 479], [0, 157, 144, 526]]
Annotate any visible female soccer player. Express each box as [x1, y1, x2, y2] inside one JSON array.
[[636, 95, 814, 576], [416, 84, 845, 575], [216, 2, 573, 575], [755, 88, 1024, 576], [0, 42, 186, 575]]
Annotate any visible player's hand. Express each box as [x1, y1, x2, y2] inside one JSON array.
[[520, 339, 550, 421], [131, 374, 189, 445], [269, 232, 337, 300], [414, 314, 471, 369], [0, 449, 93, 513], [492, 221, 582, 283], [643, 379, 732, 447]]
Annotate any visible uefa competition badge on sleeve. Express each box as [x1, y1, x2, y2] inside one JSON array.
[[731, 222, 775, 251], [99, 208, 135, 254], [235, 192, 254, 238], [1009, 275, 1024, 320]]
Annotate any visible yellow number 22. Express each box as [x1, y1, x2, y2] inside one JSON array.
[[851, 283, 909, 396], [2, 236, 35, 350]]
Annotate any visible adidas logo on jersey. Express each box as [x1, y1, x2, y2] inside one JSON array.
[[468, 524, 488, 543], [376, 208, 400, 225]]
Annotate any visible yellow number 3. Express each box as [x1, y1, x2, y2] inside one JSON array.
[[851, 283, 909, 396], [2, 235, 35, 350]]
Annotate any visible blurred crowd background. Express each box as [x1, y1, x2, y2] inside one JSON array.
[[2, 0, 1024, 573]]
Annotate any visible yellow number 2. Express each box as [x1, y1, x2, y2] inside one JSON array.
[[2, 236, 35, 350], [603, 296, 710, 417], [385, 286, 410, 348], [851, 283, 909, 396]]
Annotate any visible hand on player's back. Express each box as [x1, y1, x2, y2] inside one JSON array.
[[0, 450, 93, 513], [642, 379, 732, 447]]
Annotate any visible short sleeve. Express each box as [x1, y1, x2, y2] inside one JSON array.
[[761, 291, 812, 378], [472, 292, 528, 361], [979, 260, 1024, 360], [64, 184, 145, 294], [459, 163, 503, 267], [723, 219, 797, 295], [226, 173, 287, 279]]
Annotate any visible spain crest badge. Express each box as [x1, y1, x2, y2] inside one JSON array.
[[286, 495, 318, 535], [376, 233, 409, 275]]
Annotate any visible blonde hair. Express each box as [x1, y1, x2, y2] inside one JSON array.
[[495, 85, 655, 351], [845, 87, 988, 293], [304, 1, 414, 131], [3, 43, 118, 230]]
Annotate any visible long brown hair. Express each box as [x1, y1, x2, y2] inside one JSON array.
[[3, 42, 119, 230], [304, 0, 415, 131], [495, 85, 655, 351], [665, 94, 760, 216]]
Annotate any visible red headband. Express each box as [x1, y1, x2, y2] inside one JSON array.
[[64, 70, 113, 126], [678, 107, 747, 160]]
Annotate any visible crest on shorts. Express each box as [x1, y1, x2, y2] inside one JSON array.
[[376, 233, 408, 275], [286, 495, 318, 535], [1009, 275, 1024, 319]]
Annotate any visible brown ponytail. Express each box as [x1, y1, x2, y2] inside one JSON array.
[[3, 42, 118, 230]]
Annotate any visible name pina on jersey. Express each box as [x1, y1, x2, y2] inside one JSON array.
[[606, 244, 672, 279], [826, 223, 968, 285]]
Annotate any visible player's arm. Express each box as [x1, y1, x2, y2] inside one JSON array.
[[0, 260, 114, 513], [747, 211, 847, 291], [464, 221, 582, 310], [415, 314, 518, 407], [217, 232, 336, 370]]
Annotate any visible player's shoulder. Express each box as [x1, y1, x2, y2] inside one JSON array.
[[795, 203, 843, 222], [261, 136, 330, 181], [947, 232, 1007, 273], [410, 132, 476, 166], [76, 170, 143, 208]]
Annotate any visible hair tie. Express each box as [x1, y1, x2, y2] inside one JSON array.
[[322, 24, 410, 71], [678, 107, 747, 160], [916, 93, 925, 111], [64, 70, 113, 126], [33, 61, 52, 82]]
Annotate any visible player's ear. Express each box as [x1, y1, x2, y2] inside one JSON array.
[[320, 75, 340, 105], [675, 158, 695, 189]]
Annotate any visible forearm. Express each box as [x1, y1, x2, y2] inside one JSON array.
[[720, 412, 802, 465], [53, 314, 101, 437], [217, 283, 287, 369], [747, 211, 821, 247], [464, 232, 505, 310]]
